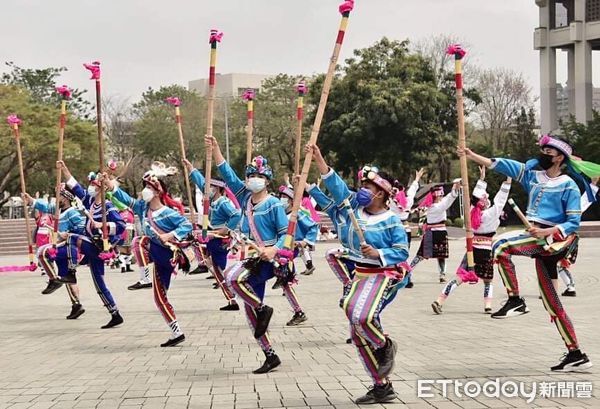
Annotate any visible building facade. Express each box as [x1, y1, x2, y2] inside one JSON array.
[[535, 0, 600, 132], [188, 73, 272, 97]]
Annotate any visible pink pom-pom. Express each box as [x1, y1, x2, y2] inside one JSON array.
[[165, 96, 181, 107], [242, 89, 255, 102], [83, 61, 101, 80], [28, 263, 38, 272], [277, 249, 295, 260], [6, 114, 21, 126], [107, 159, 117, 171], [339, 0, 354, 15], [98, 250, 116, 261], [296, 81, 307, 95], [47, 247, 58, 259], [456, 267, 479, 284], [56, 85, 72, 100], [209, 29, 224, 43], [446, 44, 467, 59], [538, 134, 552, 147]]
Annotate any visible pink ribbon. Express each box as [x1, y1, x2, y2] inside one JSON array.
[[56, 85, 72, 100], [446, 44, 467, 59], [0, 263, 37, 273], [6, 114, 21, 126], [339, 0, 354, 14], [242, 89, 255, 102], [296, 82, 307, 95], [165, 96, 181, 107], [209, 29, 224, 43], [456, 267, 479, 284], [83, 61, 101, 80]]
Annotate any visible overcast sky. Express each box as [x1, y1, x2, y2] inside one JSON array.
[[0, 0, 568, 104]]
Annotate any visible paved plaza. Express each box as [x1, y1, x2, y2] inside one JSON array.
[[0, 236, 598, 409]]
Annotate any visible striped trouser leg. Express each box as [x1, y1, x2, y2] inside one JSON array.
[[282, 283, 303, 313], [492, 233, 546, 296], [226, 262, 262, 309], [152, 264, 177, 324], [343, 274, 390, 350], [132, 236, 152, 283], [325, 248, 352, 286], [351, 326, 385, 385], [536, 258, 579, 350], [213, 263, 236, 302], [38, 244, 57, 280], [65, 284, 80, 305], [243, 304, 273, 353]]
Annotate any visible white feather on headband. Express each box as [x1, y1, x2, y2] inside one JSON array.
[[150, 161, 178, 177]]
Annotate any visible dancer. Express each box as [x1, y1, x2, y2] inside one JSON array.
[[307, 143, 409, 404], [299, 190, 318, 275], [431, 167, 512, 314], [276, 185, 318, 326], [184, 159, 242, 311], [206, 135, 287, 374], [392, 168, 424, 247], [106, 163, 192, 346], [58, 162, 126, 328], [406, 183, 459, 287], [459, 135, 595, 372], [23, 187, 87, 319]]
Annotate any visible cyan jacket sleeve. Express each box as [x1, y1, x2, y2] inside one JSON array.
[[307, 184, 335, 213], [558, 183, 582, 237], [190, 169, 205, 191], [217, 160, 246, 199], [490, 158, 532, 191], [167, 210, 193, 241], [321, 168, 353, 207], [112, 187, 145, 220], [377, 221, 409, 267], [272, 202, 289, 249], [223, 201, 242, 230], [297, 211, 318, 246]]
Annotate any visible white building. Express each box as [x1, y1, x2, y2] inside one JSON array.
[[188, 73, 273, 97], [535, 0, 600, 132]]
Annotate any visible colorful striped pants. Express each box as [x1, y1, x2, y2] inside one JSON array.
[[132, 236, 152, 284], [226, 260, 275, 353], [38, 242, 80, 305], [325, 248, 354, 287], [343, 273, 393, 385], [69, 235, 118, 314], [492, 232, 579, 350], [206, 238, 236, 303], [147, 241, 181, 336]]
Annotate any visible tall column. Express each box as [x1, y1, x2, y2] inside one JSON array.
[[540, 46, 558, 133], [567, 48, 576, 116], [573, 40, 593, 124]]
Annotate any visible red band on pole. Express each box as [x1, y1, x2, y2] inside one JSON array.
[[176, 115, 182, 124], [203, 199, 209, 215], [336, 30, 346, 45], [455, 74, 463, 90], [209, 67, 216, 85], [297, 108, 303, 120], [466, 236, 474, 252], [59, 115, 66, 128], [247, 111, 253, 120], [286, 221, 297, 237]]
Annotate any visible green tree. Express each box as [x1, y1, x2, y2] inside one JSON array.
[[0, 84, 97, 205], [561, 111, 600, 164]]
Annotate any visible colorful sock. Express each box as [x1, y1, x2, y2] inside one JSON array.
[[558, 267, 575, 289], [168, 320, 183, 338], [437, 278, 460, 304], [484, 281, 493, 308]]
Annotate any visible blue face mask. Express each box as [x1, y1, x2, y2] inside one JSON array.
[[356, 188, 374, 207]]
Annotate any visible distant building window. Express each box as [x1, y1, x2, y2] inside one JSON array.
[[551, 0, 574, 29], [588, 0, 600, 22]]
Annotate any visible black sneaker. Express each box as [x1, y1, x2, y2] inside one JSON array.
[[66, 304, 85, 320], [376, 338, 397, 378], [212, 283, 219, 289], [128, 282, 152, 290], [205, 274, 216, 280], [491, 296, 529, 319], [57, 271, 77, 284], [120, 267, 126, 273], [41, 279, 63, 295], [354, 383, 397, 404], [220, 302, 240, 311], [286, 312, 307, 326], [254, 305, 274, 339], [439, 275, 447, 283], [346, 338, 352, 344], [271, 277, 284, 290], [484, 307, 492, 314], [301, 266, 315, 276], [125, 265, 134, 272], [405, 280, 414, 288], [253, 354, 281, 374], [101, 312, 124, 329], [188, 265, 209, 275], [161, 334, 185, 347], [562, 288, 577, 297], [551, 350, 593, 372], [431, 301, 443, 315]]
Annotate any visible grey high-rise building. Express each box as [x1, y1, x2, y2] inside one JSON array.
[[535, 0, 600, 132]]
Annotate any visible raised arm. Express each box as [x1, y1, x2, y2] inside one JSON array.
[[183, 159, 206, 191], [205, 135, 246, 197]]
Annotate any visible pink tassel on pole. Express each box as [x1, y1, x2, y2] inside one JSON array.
[[339, 0, 355, 14], [6, 114, 21, 126], [446, 44, 467, 59], [242, 89, 255, 102], [83, 61, 101, 79], [165, 96, 181, 107], [209, 30, 224, 43], [56, 85, 72, 100]]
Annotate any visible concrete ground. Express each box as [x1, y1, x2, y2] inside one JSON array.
[[0, 237, 598, 409]]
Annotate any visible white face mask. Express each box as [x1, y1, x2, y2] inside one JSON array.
[[209, 187, 217, 200], [87, 185, 98, 197], [141, 187, 155, 203], [246, 177, 266, 193]]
